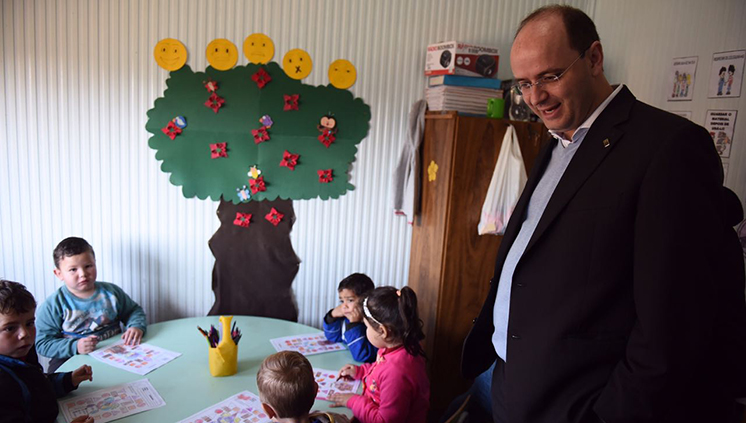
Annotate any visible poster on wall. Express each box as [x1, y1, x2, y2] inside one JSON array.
[[668, 56, 698, 101], [708, 50, 745, 98], [704, 109, 737, 158], [671, 110, 692, 120]]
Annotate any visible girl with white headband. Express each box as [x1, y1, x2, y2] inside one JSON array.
[[329, 286, 429, 422]]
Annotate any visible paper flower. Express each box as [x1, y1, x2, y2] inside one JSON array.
[[283, 94, 299, 111], [252, 68, 272, 89], [172, 116, 187, 129], [233, 212, 252, 228], [236, 185, 251, 202], [161, 121, 182, 140], [318, 129, 336, 148], [249, 176, 266, 194], [265, 208, 284, 226], [260, 115, 273, 128], [251, 126, 270, 144], [205, 93, 225, 113], [279, 150, 299, 170], [204, 79, 219, 93], [248, 165, 262, 179], [210, 142, 228, 159], [318, 169, 333, 183]]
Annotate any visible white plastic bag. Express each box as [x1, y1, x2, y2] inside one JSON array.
[[478, 125, 527, 235]]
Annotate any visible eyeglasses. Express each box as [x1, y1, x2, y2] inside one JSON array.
[[512, 50, 586, 95]]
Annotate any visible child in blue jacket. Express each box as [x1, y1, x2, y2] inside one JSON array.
[[322, 273, 377, 362]]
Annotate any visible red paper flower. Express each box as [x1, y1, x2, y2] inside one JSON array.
[[249, 176, 266, 194], [283, 94, 299, 111], [265, 208, 284, 226], [252, 68, 272, 89], [161, 121, 182, 140], [233, 212, 252, 228], [205, 93, 225, 113], [279, 150, 299, 170], [318, 129, 336, 148], [251, 126, 270, 144], [318, 169, 333, 183], [204, 80, 219, 92], [210, 142, 228, 158]]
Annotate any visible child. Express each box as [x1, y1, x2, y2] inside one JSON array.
[[323, 273, 377, 363], [330, 286, 429, 423], [256, 350, 350, 423], [36, 237, 147, 372], [0, 280, 94, 423]]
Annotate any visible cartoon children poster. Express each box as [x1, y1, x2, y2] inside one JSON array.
[[708, 50, 745, 98], [704, 109, 738, 158], [668, 56, 698, 101]]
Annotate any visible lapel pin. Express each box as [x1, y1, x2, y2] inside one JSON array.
[[602, 138, 610, 148]]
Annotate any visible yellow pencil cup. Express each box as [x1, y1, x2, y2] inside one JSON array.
[[208, 315, 238, 377]]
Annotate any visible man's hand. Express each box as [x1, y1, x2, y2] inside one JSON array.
[[329, 393, 355, 408], [121, 327, 143, 346], [71, 364, 93, 387], [76, 336, 99, 354], [71, 416, 94, 423], [331, 303, 346, 318]]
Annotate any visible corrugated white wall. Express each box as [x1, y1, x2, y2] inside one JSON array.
[[1, 0, 599, 326], [595, 0, 746, 204]]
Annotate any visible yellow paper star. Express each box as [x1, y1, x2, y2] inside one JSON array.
[[248, 166, 262, 180], [428, 160, 438, 182]]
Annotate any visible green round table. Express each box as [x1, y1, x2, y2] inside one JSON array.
[[56, 316, 356, 422]]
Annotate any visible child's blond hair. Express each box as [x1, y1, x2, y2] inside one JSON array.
[[256, 351, 316, 418]]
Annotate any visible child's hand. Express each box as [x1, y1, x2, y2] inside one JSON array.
[[345, 304, 363, 323], [337, 364, 357, 380], [76, 336, 99, 354], [331, 303, 346, 318], [329, 393, 355, 408], [122, 327, 143, 346], [71, 364, 93, 387], [71, 416, 94, 423]]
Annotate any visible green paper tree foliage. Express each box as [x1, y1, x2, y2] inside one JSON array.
[[145, 62, 371, 203]]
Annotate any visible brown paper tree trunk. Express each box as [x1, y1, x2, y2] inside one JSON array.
[[208, 198, 299, 321]]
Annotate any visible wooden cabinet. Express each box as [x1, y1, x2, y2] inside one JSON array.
[[407, 112, 549, 418]]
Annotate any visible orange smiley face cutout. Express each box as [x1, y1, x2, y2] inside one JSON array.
[[206, 39, 238, 71], [154, 38, 188, 71]]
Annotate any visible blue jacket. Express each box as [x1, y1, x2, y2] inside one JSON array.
[[322, 310, 377, 363], [0, 347, 76, 423]]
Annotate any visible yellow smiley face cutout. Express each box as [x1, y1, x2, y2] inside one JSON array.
[[243, 33, 275, 64], [206, 39, 238, 71], [328, 59, 357, 89], [154, 38, 188, 71], [282, 49, 313, 80]]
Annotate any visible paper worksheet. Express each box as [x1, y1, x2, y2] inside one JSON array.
[[176, 390, 271, 423], [313, 367, 362, 401], [58, 379, 165, 423], [89, 341, 181, 375], [269, 333, 346, 356]]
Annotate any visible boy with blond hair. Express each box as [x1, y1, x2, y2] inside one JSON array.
[[0, 279, 93, 423], [257, 351, 350, 423], [36, 237, 147, 372]]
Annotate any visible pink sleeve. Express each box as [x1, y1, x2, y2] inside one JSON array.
[[347, 368, 416, 423], [354, 362, 373, 380]]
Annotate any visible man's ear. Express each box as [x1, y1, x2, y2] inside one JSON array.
[[261, 403, 276, 419], [53, 268, 63, 280], [587, 40, 605, 76]]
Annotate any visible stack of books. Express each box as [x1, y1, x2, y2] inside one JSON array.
[[425, 75, 503, 115]]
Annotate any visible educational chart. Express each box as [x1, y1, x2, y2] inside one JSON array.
[[705, 109, 738, 158], [269, 333, 345, 356], [668, 56, 697, 101], [314, 368, 362, 401], [708, 50, 745, 98], [89, 341, 181, 375], [58, 379, 165, 423], [176, 391, 271, 423]]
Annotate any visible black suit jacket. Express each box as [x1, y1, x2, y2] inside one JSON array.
[[462, 87, 746, 423]]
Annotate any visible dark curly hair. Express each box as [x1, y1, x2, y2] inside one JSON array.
[[53, 237, 95, 268], [0, 280, 36, 315]]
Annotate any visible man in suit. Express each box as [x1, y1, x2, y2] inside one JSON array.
[[462, 5, 746, 423]]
